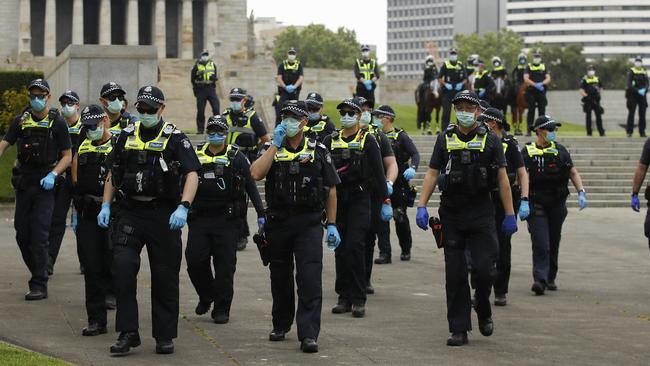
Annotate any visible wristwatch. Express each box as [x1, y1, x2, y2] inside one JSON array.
[[180, 201, 191, 209]]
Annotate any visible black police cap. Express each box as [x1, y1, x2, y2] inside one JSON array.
[[28, 79, 50, 93], [372, 105, 396, 118], [100, 82, 126, 98], [336, 98, 362, 113], [136, 85, 165, 108], [59, 90, 80, 103], [80, 104, 107, 126], [481, 107, 504, 125], [305, 92, 324, 107], [532, 115, 562, 131], [452, 90, 480, 106], [206, 114, 228, 132], [280, 100, 309, 118], [229, 88, 247, 98]]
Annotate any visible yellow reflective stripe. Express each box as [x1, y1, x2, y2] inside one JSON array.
[[444, 60, 463, 71], [77, 138, 113, 155], [476, 70, 488, 78], [631, 67, 646, 75], [525, 141, 558, 156], [21, 114, 53, 129], [528, 63, 546, 72], [385, 129, 402, 140], [197, 61, 216, 82], [274, 139, 315, 162], [283, 60, 300, 70], [226, 111, 255, 145], [195, 144, 231, 166], [493, 66, 505, 72], [124, 122, 172, 152], [68, 117, 82, 135], [584, 76, 599, 84], [502, 142, 508, 154], [357, 59, 377, 79], [331, 130, 368, 150], [445, 133, 487, 152]]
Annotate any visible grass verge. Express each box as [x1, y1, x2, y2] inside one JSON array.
[[0, 341, 71, 366]]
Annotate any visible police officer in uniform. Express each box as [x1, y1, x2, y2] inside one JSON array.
[[480, 108, 530, 306], [625, 56, 648, 137], [99, 82, 139, 137], [276, 48, 304, 124], [511, 53, 528, 136], [579, 65, 605, 136], [250, 100, 341, 353], [191, 49, 220, 134], [438, 48, 468, 131], [522, 115, 586, 295], [415, 90, 518, 346], [0, 79, 72, 300], [72, 105, 114, 336], [423, 55, 438, 86], [631, 136, 650, 251], [373, 105, 420, 262], [48, 90, 83, 275], [473, 59, 496, 104], [224, 87, 270, 250], [354, 45, 380, 108], [304, 92, 336, 142], [491, 57, 507, 80], [98, 86, 201, 355], [322, 98, 392, 317], [465, 54, 478, 89], [523, 51, 551, 135], [186, 115, 264, 324]]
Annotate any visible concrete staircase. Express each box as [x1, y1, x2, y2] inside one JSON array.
[[187, 135, 646, 208]]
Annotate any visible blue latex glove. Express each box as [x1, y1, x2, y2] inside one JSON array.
[[501, 214, 518, 236], [326, 224, 341, 250], [380, 203, 393, 221], [364, 80, 373, 91], [40, 172, 56, 190], [416, 206, 429, 230], [272, 124, 287, 147], [403, 167, 416, 181], [639, 88, 646, 96], [169, 204, 189, 230], [285, 84, 295, 93], [578, 191, 587, 210], [257, 216, 265, 231], [444, 83, 453, 91], [478, 90, 486, 98], [97, 203, 111, 228], [386, 181, 393, 196], [71, 212, 78, 233], [454, 83, 463, 91], [535, 82, 545, 91], [518, 200, 530, 221], [631, 193, 641, 212]]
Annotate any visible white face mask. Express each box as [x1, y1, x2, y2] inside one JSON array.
[[287, 54, 296, 62], [449, 54, 458, 62], [62, 105, 77, 117], [362, 51, 370, 59], [635, 61, 642, 68], [359, 111, 372, 127], [200, 55, 208, 62], [587, 70, 596, 77], [533, 57, 542, 65]]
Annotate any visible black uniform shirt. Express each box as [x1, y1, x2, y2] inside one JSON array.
[[521, 141, 573, 195], [423, 66, 438, 82], [390, 129, 420, 169], [374, 130, 395, 158], [305, 114, 336, 142], [580, 76, 602, 96], [438, 61, 467, 84], [525, 63, 549, 83], [277, 61, 304, 86], [504, 137, 524, 172], [639, 138, 650, 165]]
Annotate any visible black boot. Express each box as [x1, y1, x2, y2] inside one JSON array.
[[446, 332, 468, 346], [331, 302, 351, 314], [25, 289, 48, 301], [352, 304, 365, 318], [110, 332, 141, 355], [400, 251, 411, 261], [300, 338, 318, 353], [195, 300, 212, 315], [478, 317, 494, 336], [82, 323, 107, 336], [269, 328, 290, 341], [155, 339, 174, 354], [374, 254, 391, 264], [531, 281, 545, 295]]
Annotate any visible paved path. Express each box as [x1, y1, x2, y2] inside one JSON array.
[[0, 206, 649, 365]]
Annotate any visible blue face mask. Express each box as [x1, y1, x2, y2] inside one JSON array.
[[456, 111, 476, 127], [282, 117, 302, 137], [207, 133, 227, 146], [308, 113, 321, 122], [359, 111, 372, 126], [372, 116, 383, 130], [62, 105, 77, 117], [340, 115, 358, 128], [139, 113, 159, 128], [30, 97, 46, 112], [544, 131, 556, 142], [107, 99, 123, 114], [231, 101, 242, 111], [87, 127, 104, 141]]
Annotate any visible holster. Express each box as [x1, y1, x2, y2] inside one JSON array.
[[429, 216, 444, 248]]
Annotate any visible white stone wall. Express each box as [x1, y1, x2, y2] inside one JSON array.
[[0, 0, 20, 63], [215, 0, 248, 61]]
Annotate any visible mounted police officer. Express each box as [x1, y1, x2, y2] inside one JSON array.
[[98, 82, 138, 137], [523, 50, 551, 135], [323, 98, 392, 318], [626, 56, 648, 137], [98, 85, 201, 355], [473, 59, 496, 104], [191, 49, 220, 134], [438, 48, 467, 131], [72, 105, 114, 336], [580, 65, 605, 136], [0, 78, 72, 301], [511, 53, 528, 136], [223, 87, 270, 250], [415, 90, 518, 346], [186, 115, 264, 324], [276, 48, 304, 124], [48, 90, 83, 275], [304, 92, 336, 142], [522, 115, 586, 296], [250, 100, 341, 353], [354, 45, 380, 108]]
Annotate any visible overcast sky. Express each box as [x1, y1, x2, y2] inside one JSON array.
[[246, 0, 388, 63]]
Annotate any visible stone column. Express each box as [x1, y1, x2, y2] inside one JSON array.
[[44, 0, 56, 56], [180, 0, 193, 59], [154, 0, 166, 59], [99, 0, 111, 45], [205, 0, 218, 54], [72, 0, 83, 44], [126, 0, 139, 45], [17, 0, 32, 57]]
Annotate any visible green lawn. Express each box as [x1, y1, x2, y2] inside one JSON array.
[[322, 101, 586, 135], [0, 145, 15, 202], [0, 342, 71, 366]]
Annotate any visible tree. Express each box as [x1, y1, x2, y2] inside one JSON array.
[[531, 43, 587, 90], [592, 55, 631, 90], [272, 24, 362, 70], [454, 29, 525, 73]]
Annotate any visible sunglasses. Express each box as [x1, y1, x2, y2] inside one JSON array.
[[207, 130, 227, 137], [105, 94, 125, 102], [339, 110, 356, 117], [60, 101, 77, 107], [85, 123, 101, 131], [136, 104, 159, 114], [307, 106, 321, 113], [229, 97, 244, 102], [29, 93, 48, 100]]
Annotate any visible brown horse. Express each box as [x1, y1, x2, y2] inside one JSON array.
[[508, 83, 528, 135], [415, 80, 442, 135]]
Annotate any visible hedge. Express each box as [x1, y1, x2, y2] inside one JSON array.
[[0, 69, 43, 135]]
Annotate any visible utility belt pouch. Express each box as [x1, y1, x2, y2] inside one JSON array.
[[289, 161, 300, 175]]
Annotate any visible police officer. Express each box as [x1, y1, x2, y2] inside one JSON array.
[[625, 56, 648, 138], [99, 82, 139, 136], [191, 49, 220, 134], [250, 100, 341, 353], [304, 92, 336, 142], [438, 48, 468, 131], [580, 65, 605, 137], [480, 108, 530, 306], [276, 48, 304, 124], [373, 105, 420, 262], [423, 55, 438, 85], [0, 79, 72, 300], [186, 115, 264, 324], [224, 87, 270, 250], [491, 56, 507, 80], [631, 136, 650, 251], [72, 105, 113, 336], [323, 98, 392, 318], [415, 90, 517, 346], [354, 45, 380, 108], [473, 59, 496, 104], [511, 53, 528, 136], [523, 50, 551, 135], [466, 54, 478, 89], [98, 85, 201, 355], [47, 90, 83, 275], [522, 115, 587, 295], [417, 55, 440, 134]]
